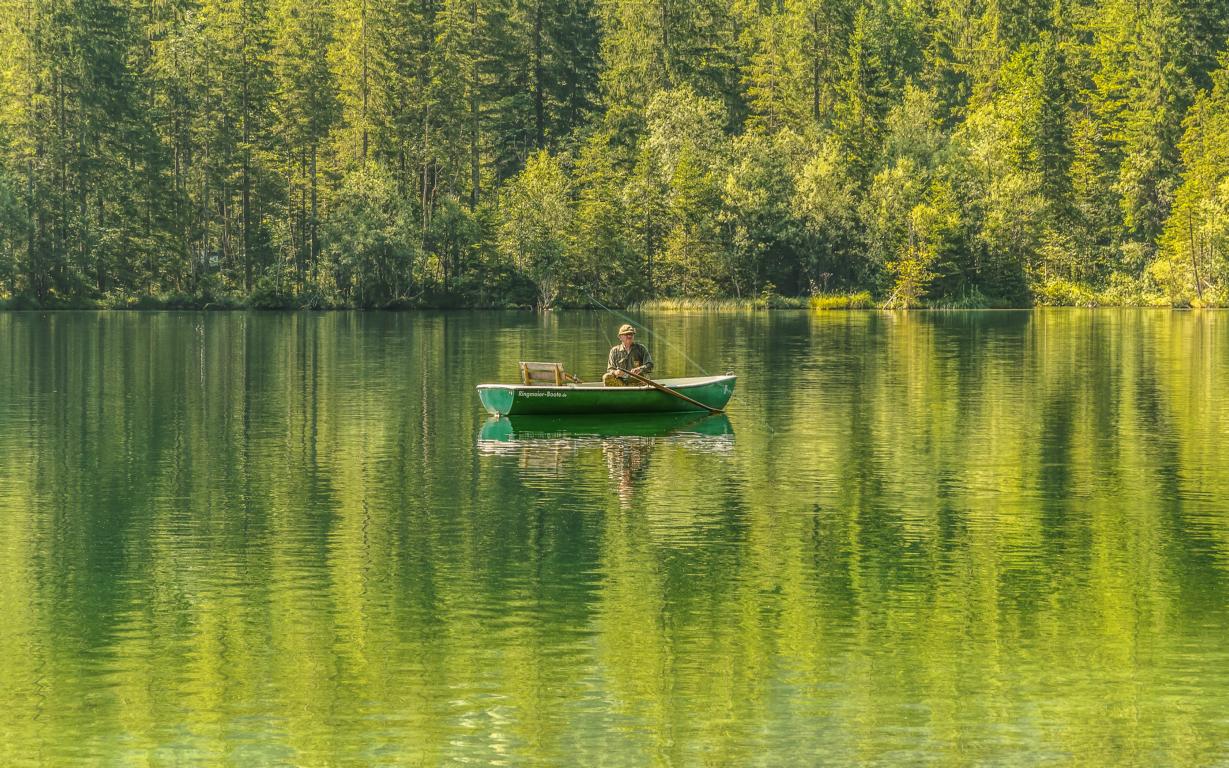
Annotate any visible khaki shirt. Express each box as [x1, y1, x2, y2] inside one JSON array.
[[607, 342, 654, 376]]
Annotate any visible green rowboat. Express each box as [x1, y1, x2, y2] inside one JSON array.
[[476, 374, 736, 416]]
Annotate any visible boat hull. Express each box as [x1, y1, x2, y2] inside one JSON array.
[[476, 375, 736, 416]]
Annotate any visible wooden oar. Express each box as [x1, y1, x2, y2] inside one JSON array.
[[618, 367, 723, 414]]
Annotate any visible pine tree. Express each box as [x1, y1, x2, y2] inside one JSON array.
[[1156, 62, 1229, 303], [572, 130, 638, 301], [742, 10, 808, 135], [596, 0, 742, 124], [273, 0, 341, 287]]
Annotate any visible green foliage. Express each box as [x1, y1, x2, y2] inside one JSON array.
[[792, 138, 861, 289], [1034, 278, 1097, 307], [0, 295, 43, 310], [496, 150, 575, 308], [635, 295, 810, 311], [647, 87, 729, 297], [721, 131, 805, 295], [2, 0, 1229, 308], [1095, 272, 1161, 306], [927, 285, 990, 309], [321, 169, 421, 307], [811, 291, 874, 309], [572, 131, 640, 303], [882, 180, 962, 308], [1156, 64, 1229, 306], [0, 161, 27, 296]]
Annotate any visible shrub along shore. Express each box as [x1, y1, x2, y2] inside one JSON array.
[[0, 286, 1202, 312]]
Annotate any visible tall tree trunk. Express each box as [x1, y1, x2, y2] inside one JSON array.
[[420, 0, 433, 238], [533, 0, 544, 148], [79, 134, 88, 282], [220, 191, 230, 273], [243, 160, 251, 290], [1189, 208, 1204, 302], [469, 0, 480, 209], [57, 68, 67, 284], [645, 213, 654, 295], [310, 146, 318, 281], [26, 157, 36, 297], [361, 0, 369, 165], [23, 0, 36, 295], [811, 14, 821, 121], [241, 0, 252, 292], [96, 191, 106, 294], [200, 164, 209, 286]]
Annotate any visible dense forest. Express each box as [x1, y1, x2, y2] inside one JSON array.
[[1, 0, 1229, 308]]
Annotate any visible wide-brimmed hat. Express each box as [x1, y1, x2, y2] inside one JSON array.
[[618, 324, 636, 336]]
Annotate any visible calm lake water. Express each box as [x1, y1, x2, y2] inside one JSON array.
[[2, 309, 1229, 765]]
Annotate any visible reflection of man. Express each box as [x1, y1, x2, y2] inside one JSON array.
[[604, 324, 654, 387], [603, 438, 653, 508]]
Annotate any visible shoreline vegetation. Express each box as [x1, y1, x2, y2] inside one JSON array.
[[0, 287, 1206, 312], [3, 1, 1229, 311]]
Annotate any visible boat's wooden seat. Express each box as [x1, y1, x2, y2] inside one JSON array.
[[520, 361, 567, 386]]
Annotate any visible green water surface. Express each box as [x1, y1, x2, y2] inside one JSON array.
[[2, 310, 1228, 766]]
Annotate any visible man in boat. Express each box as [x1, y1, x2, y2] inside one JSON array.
[[604, 324, 654, 386]]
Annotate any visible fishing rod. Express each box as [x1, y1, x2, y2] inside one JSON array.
[[582, 291, 775, 435], [583, 292, 713, 377]]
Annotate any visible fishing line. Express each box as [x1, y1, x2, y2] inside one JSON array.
[[583, 292, 712, 376], [583, 292, 774, 436]]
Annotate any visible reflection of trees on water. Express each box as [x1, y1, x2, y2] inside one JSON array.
[[9, 312, 1229, 764]]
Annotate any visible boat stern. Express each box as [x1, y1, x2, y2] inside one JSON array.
[[477, 385, 516, 416]]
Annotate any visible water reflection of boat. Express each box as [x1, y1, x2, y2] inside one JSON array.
[[478, 413, 734, 505], [478, 412, 734, 447]]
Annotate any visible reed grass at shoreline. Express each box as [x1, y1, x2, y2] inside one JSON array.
[[0, 289, 1210, 312]]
